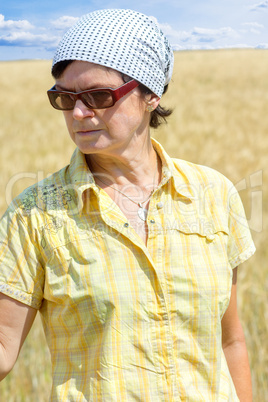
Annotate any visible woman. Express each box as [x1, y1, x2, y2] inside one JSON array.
[[0, 9, 255, 401]]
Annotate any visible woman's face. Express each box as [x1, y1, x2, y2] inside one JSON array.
[[56, 61, 159, 158]]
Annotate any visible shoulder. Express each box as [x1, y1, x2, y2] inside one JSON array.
[[171, 157, 235, 200], [4, 165, 71, 218], [172, 158, 232, 186], [170, 158, 247, 232]]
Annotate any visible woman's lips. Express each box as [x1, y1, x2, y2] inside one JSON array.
[[76, 129, 101, 135]]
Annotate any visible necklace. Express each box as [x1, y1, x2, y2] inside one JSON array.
[[97, 177, 154, 221], [96, 155, 159, 221]]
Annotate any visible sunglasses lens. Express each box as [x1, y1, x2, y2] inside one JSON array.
[[48, 93, 75, 110], [48, 90, 114, 110], [82, 91, 114, 109]]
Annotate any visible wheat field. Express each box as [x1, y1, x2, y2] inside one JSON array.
[[0, 50, 267, 401]]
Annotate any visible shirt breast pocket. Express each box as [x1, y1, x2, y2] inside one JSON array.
[[43, 227, 106, 303], [167, 218, 232, 318]]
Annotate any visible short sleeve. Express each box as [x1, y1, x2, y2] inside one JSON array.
[[0, 204, 44, 309], [227, 184, 256, 269]]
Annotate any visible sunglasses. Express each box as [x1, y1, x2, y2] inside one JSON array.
[[47, 79, 140, 111]]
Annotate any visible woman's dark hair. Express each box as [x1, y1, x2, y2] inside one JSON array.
[[52, 60, 173, 129], [52, 60, 73, 79], [138, 83, 172, 129]]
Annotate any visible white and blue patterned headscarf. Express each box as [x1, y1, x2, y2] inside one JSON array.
[[52, 9, 174, 97]]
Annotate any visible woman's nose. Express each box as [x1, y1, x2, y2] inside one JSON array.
[[72, 99, 96, 120]]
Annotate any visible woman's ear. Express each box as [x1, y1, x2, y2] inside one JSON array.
[[145, 93, 160, 112]]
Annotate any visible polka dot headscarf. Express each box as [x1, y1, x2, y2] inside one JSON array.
[[52, 9, 174, 97]]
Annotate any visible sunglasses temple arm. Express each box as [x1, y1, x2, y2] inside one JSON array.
[[114, 80, 140, 101]]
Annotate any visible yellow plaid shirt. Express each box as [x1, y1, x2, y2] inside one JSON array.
[[0, 139, 255, 401]]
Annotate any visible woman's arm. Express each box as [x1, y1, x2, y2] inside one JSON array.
[[0, 292, 37, 381], [221, 267, 252, 402]]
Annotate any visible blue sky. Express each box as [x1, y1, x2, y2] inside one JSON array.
[[0, 0, 268, 60]]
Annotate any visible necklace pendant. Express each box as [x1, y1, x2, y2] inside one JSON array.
[[138, 206, 148, 221]]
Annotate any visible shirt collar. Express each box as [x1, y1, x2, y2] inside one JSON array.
[[68, 147, 98, 194], [151, 138, 194, 201]]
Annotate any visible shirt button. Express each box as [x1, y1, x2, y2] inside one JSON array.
[[150, 219, 155, 224], [124, 223, 129, 228], [157, 202, 164, 209]]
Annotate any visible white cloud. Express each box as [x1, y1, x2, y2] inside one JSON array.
[[157, 22, 190, 43], [0, 14, 34, 30], [152, 13, 240, 46], [158, 22, 180, 38], [252, 29, 262, 34], [256, 42, 268, 48], [162, 25, 239, 46], [0, 14, 72, 49], [0, 31, 59, 48], [240, 22, 264, 35], [172, 42, 261, 51], [242, 22, 264, 28], [0, 14, 79, 49], [172, 43, 214, 51], [158, 22, 240, 50], [50, 16, 79, 30], [191, 27, 239, 42], [250, 1, 268, 11]]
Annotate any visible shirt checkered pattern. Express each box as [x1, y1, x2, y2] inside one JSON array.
[[0, 139, 255, 401]]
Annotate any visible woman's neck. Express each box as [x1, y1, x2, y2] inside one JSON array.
[[86, 138, 161, 189]]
